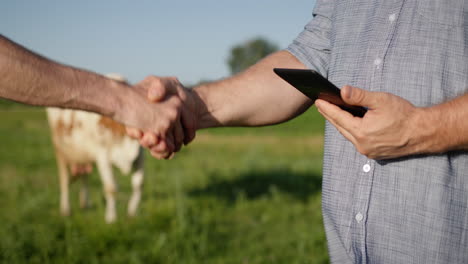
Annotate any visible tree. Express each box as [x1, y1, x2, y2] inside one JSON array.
[[227, 37, 279, 75]]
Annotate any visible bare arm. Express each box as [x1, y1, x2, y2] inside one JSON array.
[[193, 50, 312, 128], [421, 93, 468, 152], [0, 34, 127, 117], [129, 51, 316, 159], [0, 35, 185, 151]]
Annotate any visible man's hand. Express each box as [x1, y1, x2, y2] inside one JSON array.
[[125, 52, 314, 159], [113, 80, 187, 159], [125, 76, 200, 159], [315, 86, 426, 160]]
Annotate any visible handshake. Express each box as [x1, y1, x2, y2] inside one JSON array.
[[1, 35, 310, 161], [117, 76, 204, 160]]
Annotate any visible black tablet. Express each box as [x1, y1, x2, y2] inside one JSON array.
[[273, 68, 367, 117]]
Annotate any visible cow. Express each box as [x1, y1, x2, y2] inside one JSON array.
[[47, 74, 144, 223]]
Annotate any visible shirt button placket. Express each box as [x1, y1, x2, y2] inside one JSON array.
[[354, 160, 372, 263], [356, 163, 371, 224], [363, 163, 371, 173]]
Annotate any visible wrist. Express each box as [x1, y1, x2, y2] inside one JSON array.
[[412, 106, 449, 154], [192, 84, 221, 129], [63, 68, 130, 120], [107, 80, 139, 126]]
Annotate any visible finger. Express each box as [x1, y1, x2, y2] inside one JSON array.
[[341, 85, 383, 109], [150, 140, 170, 153], [317, 106, 356, 144], [165, 132, 175, 154], [147, 80, 166, 102], [180, 106, 196, 145], [160, 96, 181, 152], [133, 76, 167, 102], [173, 120, 184, 152], [156, 129, 175, 154], [150, 144, 173, 160], [168, 153, 176, 160], [126, 127, 143, 140], [315, 99, 360, 135], [147, 77, 181, 102], [147, 138, 172, 159], [140, 132, 159, 148], [149, 148, 166, 160]]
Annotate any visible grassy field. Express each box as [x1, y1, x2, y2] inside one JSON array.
[[0, 104, 328, 264]]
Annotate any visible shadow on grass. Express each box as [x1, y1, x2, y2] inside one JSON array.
[[189, 168, 322, 203]]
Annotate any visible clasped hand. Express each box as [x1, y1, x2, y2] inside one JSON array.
[[125, 76, 199, 159]]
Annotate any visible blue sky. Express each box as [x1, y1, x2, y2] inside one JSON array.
[[1, 0, 316, 84]]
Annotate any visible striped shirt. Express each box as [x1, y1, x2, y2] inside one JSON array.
[[287, 0, 468, 263]]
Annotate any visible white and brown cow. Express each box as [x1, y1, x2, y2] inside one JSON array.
[[47, 74, 144, 223]]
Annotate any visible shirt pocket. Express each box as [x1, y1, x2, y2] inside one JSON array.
[[415, 0, 465, 27]]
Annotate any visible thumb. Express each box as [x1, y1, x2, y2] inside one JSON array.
[[341, 85, 380, 108], [147, 81, 166, 102]]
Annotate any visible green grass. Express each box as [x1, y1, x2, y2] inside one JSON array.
[[0, 107, 328, 264]]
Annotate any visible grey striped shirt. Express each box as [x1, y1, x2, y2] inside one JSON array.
[[287, 0, 468, 263]]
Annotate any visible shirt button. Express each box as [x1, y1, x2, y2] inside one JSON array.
[[363, 163, 371, 173], [355, 213, 364, 223], [374, 58, 382, 66], [389, 13, 396, 22]]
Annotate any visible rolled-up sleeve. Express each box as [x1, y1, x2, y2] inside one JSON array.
[[286, 0, 334, 77]]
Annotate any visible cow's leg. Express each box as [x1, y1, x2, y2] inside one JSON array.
[[128, 168, 144, 217], [128, 150, 144, 217], [79, 173, 89, 209], [96, 156, 117, 223], [56, 153, 70, 216]]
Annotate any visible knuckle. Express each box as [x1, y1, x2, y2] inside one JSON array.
[[146, 75, 158, 83], [148, 133, 157, 144], [167, 109, 178, 121], [140, 139, 150, 148], [354, 131, 364, 142], [168, 76, 179, 83], [355, 90, 366, 104]]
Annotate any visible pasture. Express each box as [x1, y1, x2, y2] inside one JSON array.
[[0, 104, 328, 263]]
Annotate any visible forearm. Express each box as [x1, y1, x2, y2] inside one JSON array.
[[417, 93, 468, 153], [0, 35, 127, 118], [192, 50, 312, 129]]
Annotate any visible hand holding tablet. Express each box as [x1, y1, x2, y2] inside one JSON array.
[[274, 68, 367, 117]]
